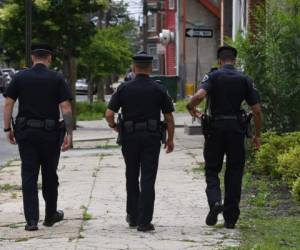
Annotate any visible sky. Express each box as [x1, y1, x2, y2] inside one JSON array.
[[122, 0, 143, 21]]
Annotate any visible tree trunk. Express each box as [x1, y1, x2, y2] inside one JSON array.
[[63, 50, 77, 129], [97, 77, 105, 102], [88, 75, 94, 104]]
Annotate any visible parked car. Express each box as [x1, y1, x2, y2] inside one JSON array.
[[76, 79, 97, 95], [0, 68, 15, 92], [76, 79, 88, 94]]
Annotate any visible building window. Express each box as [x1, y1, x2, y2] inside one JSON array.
[[169, 0, 175, 10], [147, 44, 159, 72], [147, 13, 157, 32]]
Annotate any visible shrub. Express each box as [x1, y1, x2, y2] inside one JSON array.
[[292, 177, 300, 202], [232, 0, 300, 132], [254, 132, 300, 177], [76, 101, 107, 121], [277, 146, 300, 186]]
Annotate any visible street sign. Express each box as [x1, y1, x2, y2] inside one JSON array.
[[185, 28, 213, 38]]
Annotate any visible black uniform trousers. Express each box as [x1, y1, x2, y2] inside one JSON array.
[[17, 129, 61, 223], [204, 128, 245, 224], [121, 131, 161, 226]]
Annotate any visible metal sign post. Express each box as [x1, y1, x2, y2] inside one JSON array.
[[186, 28, 214, 94]]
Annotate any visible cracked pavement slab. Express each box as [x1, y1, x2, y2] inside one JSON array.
[[0, 121, 240, 250]]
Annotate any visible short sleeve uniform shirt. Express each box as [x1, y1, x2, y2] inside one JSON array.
[[200, 65, 260, 116], [5, 64, 72, 121], [108, 74, 174, 122]]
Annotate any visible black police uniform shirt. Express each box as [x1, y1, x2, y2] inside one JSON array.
[[108, 74, 174, 122], [200, 64, 260, 130], [5, 63, 72, 121]]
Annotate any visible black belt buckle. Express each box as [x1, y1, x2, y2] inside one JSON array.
[[135, 122, 147, 131], [27, 119, 44, 128]]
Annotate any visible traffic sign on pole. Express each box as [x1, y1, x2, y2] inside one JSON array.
[[185, 28, 213, 38]]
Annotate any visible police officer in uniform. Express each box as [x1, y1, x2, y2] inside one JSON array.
[[187, 46, 262, 229], [3, 44, 73, 231], [105, 52, 175, 232]]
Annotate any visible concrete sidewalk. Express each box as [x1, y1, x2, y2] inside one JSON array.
[[0, 119, 239, 250]]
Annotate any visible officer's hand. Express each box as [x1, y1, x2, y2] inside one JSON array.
[[165, 139, 174, 154], [61, 134, 72, 152], [188, 108, 203, 119], [6, 131, 16, 145], [252, 136, 261, 150]]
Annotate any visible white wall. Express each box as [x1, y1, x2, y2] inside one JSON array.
[[232, 0, 248, 39]]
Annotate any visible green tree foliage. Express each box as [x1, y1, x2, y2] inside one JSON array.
[[81, 24, 132, 80], [233, 0, 300, 132], [0, 0, 108, 68]]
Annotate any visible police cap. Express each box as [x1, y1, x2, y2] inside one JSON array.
[[31, 43, 53, 55], [217, 46, 237, 59], [133, 51, 153, 63]]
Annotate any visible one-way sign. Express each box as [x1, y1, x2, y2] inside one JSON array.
[[185, 28, 213, 38]]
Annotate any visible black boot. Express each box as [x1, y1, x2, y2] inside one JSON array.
[[25, 220, 38, 231], [224, 221, 236, 229], [43, 210, 64, 227], [126, 214, 137, 228], [206, 202, 223, 226], [137, 223, 155, 232]]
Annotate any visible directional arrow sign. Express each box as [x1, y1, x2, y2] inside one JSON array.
[[185, 28, 213, 38]]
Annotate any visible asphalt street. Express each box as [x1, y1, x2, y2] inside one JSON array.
[[0, 94, 18, 168]]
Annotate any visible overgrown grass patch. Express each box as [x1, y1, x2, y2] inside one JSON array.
[[232, 172, 300, 250], [0, 184, 22, 191], [80, 205, 92, 221], [76, 102, 106, 121]]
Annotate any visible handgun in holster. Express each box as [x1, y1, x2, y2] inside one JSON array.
[[239, 110, 253, 138], [201, 96, 213, 138], [116, 113, 124, 145], [58, 121, 66, 146], [11, 117, 16, 132], [160, 121, 167, 145]]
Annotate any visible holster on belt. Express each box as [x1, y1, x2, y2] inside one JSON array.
[[116, 113, 124, 145], [58, 121, 66, 146], [160, 121, 167, 145], [238, 109, 253, 138]]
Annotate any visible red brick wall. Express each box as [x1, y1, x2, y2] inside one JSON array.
[[248, 0, 265, 33], [165, 0, 177, 75]]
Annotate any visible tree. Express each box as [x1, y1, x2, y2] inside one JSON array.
[[0, 0, 109, 125], [233, 0, 300, 132], [80, 24, 133, 101]]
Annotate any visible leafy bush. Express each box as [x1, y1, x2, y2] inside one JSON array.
[[76, 102, 107, 121], [277, 146, 300, 186], [292, 177, 300, 202], [254, 132, 300, 177], [232, 0, 300, 132]]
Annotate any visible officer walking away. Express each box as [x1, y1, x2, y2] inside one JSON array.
[[187, 46, 262, 229], [105, 51, 175, 232], [3, 44, 73, 231]]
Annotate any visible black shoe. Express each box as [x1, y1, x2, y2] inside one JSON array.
[[206, 202, 223, 226], [224, 222, 235, 229], [137, 223, 155, 232], [25, 221, 38, 231], [126, 214, 137, 228], [43, 210, 64, 227]]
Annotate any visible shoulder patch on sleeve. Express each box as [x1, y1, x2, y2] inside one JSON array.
[[202, 74, 210, 83]]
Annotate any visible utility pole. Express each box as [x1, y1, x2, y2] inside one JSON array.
[[142, 0, 147, 51], [25, 0, 32, 68]]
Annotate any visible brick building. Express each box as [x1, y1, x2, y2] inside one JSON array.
[[232, 0, 265, 39]]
